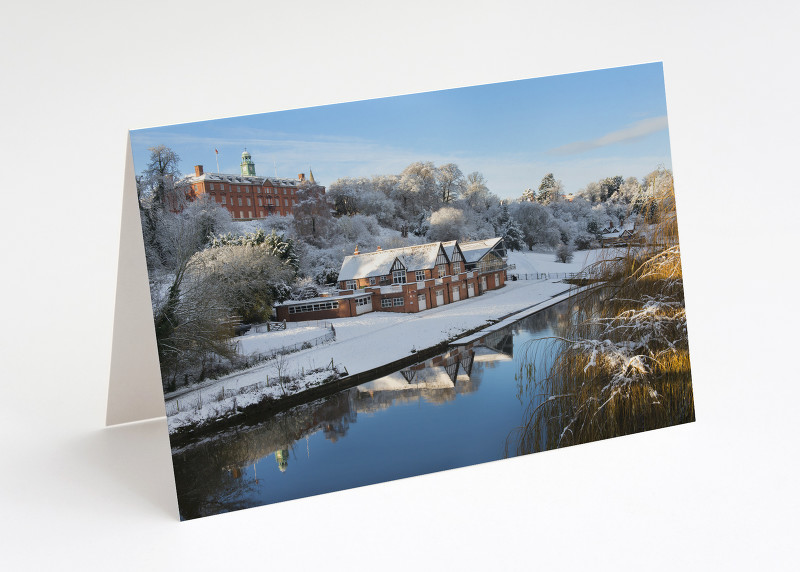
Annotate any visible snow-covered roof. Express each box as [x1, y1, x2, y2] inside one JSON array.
[[175, 172, 303, 188], [441, 240, 458, 260], [459, 237, 504, 263], [276, 292, 372, 306], [338, 243, 443, 281], [338, 237, 505, 281]]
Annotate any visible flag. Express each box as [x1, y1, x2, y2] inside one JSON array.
[[215, 148, 218, 154]]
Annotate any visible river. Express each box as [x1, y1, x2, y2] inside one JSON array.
[[172, 297, 685, 520]]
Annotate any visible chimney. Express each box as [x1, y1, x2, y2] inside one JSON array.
[[298, 173, 305, 181], [194, 165, 204, 176], [354, 245, 359, 255], [376, 246, 382, 251]]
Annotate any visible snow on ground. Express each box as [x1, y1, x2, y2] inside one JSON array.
[[507, 248, 604, 276], [165, 250, 605, 434], [165, 276, 585, 433], [234, 324, 330, 356]]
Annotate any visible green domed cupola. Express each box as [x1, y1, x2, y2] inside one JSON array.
[[240, 149, 256, 176]]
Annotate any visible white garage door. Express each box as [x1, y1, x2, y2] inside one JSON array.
[[436, 290, 444, 306], [417, 293, 427, 311], [452, 286, 460, 301]]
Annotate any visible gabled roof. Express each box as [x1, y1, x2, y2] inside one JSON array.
[[338, 243, 444, 282], [441, 240, 458, 260], [458, 237, 505, 264], [338, 237, 505, 282]]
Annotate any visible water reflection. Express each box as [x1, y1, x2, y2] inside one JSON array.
[[173, 303, 564, 520]]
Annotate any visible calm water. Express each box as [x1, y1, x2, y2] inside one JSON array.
[[174, 301, 574, 520]]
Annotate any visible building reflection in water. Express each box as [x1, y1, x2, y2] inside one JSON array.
[[173, 328, 516, 519]]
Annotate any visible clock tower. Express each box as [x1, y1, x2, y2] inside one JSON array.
[[240, 149, 256, 176]]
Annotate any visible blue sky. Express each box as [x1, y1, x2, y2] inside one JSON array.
[[130, 62, 672, 199]]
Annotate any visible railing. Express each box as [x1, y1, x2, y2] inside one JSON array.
[[166, 358, 343, 415], [241, 329, 336, 362], [253, 320, 286, 333], [509, 272, 587, 281]]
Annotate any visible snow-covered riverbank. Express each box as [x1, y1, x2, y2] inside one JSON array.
[[165, 249, 603, 435]]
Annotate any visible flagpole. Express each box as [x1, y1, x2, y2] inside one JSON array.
[[215, 149, 220, 173]]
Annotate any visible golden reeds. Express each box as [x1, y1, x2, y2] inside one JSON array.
[[508, 170, 695, 455]]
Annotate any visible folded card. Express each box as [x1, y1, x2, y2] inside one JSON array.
[[109, 62, 694, 520]]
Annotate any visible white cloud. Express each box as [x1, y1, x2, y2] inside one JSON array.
[[548, 116, 669, 156]]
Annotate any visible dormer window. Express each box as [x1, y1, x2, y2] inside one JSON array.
[[393, 270, 407, 284]]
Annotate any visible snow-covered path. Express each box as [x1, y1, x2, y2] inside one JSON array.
[[166, 277, 571, 405], [507, 248, 603, 275]]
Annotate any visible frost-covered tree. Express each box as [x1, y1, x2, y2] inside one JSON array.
[[427, 206, 467, 241], [188, 241, 295, 324], [462, 171, 492, 212], [292, 185, 333, 246], [599, 175, 624, 202], [211, 228, 299, 273], [511, 200, 555, 249], [436, 163, 465, 204], [141, 145, 182, 208], [521, 188, 536, 202], [503, 217, 525, 251], [554, 241, 575, 263], [327, 177, 372, 216], [398, 161, 439, 215], [536, 173, 564, 205]]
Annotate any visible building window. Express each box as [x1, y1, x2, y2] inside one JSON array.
[[415, 270, 425, 282], [259, 210, 264, 217], [345, 280, 357, 290], [210, 183, 215, 190], [288, 300, 340, 314], [393, 297, 404, 307], [258, 198, 262, 206], [438, 264, 447, 278], [237, 197, 242, 206], [393, 270, 407, 284], [381, 298, 392, 308], [221, 196, 226, 205], [452, 262, 461, 274], [248, 211, 252, 218], [247, 198, 251, 206], [239, 211, 244, 218], [369, 277, 376, 285], [284, 199, 288, 206], [355, 296, 370, 307]]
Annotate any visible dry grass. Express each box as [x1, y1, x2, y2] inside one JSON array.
[[508, 170, 695, 455]]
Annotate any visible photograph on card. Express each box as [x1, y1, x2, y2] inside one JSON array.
[[130, 62, 694, 520]]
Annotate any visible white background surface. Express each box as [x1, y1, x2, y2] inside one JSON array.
[[2, 1, 798, 570]]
